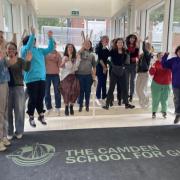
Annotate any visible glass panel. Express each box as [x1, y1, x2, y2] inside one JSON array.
[[172, 0, 180, 53], [3, 0, 13, 40], [37, 17, 109, 51], [148, 4, 165, 52], [124, 15, 128, 38], [119, 17, 124, 38]]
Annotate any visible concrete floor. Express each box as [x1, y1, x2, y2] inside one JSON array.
[[24, 99, 175, 132]]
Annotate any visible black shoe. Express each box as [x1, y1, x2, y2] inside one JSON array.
[[118, 101, 122, 106], [129, 95, 133, 102], [79, 106, 83, 112], [38, 115, 47, 125], [162, 112, 167, 119], [110, 102, 113, 107], [174, 115, 180, 124], [102, 105, 109, 110], [65, 105, 69, 116], [125, 104, 135, 109], [152, 112, 156, 119], [29, 116, 36, 127], [70, 105, 74, 115], [86, 106, 89, 112]]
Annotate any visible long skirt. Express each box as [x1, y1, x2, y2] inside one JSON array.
[[60, 74, 80, 104]]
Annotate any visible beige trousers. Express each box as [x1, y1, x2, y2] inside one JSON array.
[[136, 72, 149, 108], [0, 83, 8, 139]]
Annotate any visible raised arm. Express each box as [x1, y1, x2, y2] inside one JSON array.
[[24, 27, 35, 51], [40, 31, 54, 56], [11, 33, 17, 45], [161, 53, 173, 69]]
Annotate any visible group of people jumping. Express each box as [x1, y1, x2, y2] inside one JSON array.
[[0, 27, 180, 152]]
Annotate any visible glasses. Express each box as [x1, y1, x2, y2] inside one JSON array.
[[7, 48, 16, 51]]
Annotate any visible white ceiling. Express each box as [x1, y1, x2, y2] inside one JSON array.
[[31, 0, 154, 18], [32, 0, 132, 18]]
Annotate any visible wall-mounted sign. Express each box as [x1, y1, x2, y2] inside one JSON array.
[[71, 10, 79, 16]]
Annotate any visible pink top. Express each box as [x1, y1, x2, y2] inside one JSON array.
[[45, 50, 62, 74]]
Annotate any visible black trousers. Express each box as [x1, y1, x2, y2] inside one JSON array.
[[26, 80, 46, 116], [106, 70, 129, 106]]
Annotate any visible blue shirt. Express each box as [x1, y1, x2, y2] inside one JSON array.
[[21, 34, 54, 84], [162, 54, 180, 88]]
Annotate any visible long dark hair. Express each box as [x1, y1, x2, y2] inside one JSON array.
[[95, 35, 108, 54], [84, 40, 93, 52], [175, 45, 180, 55], [126, 34, 137, 48], [64, 43, 76, 59], [113, 38, 126, 53]]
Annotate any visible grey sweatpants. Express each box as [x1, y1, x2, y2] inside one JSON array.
[[0, 83, 8, 139]]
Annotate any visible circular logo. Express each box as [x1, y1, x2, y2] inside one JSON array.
[[6, 143, 55, 167]]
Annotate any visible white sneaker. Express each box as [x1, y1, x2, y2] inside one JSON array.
[[0, 141, 7, 152], [7, 135, 13, 140], [55, 108, 60, 116], [46, 108, 53, 116], [16, 134, 23, 139], [3, 137, 11, 146], [95, 99, 101, 106]]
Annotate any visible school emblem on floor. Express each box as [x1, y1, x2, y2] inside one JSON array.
[[6, 143, 55, 166]]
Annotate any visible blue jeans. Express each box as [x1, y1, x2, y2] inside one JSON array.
[[126, 64, 137, 96], [173, 87, 180, 115], [96, 64, 107, 99], [8, 86, 25, 136], [45, 74, 61, 110], [77, 74, 93, 107]]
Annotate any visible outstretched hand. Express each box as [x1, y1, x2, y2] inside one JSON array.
[[48, 31, 53, 38], [31, 27, 35, 35], [26, 51, 32, 61], [145, 36, 149, 41]]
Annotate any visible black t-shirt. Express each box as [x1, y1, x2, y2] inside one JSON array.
[[96, 46, 109, 65], [109, 49, 127, 66]]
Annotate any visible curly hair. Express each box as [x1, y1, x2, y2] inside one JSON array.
[[126, 34, 137, 47]]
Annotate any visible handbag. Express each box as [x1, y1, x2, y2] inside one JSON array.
[[111, 64, 125, 77]]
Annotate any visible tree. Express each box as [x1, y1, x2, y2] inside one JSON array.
[[149, 5, 164, 24], [37, 17, 67, 31]]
